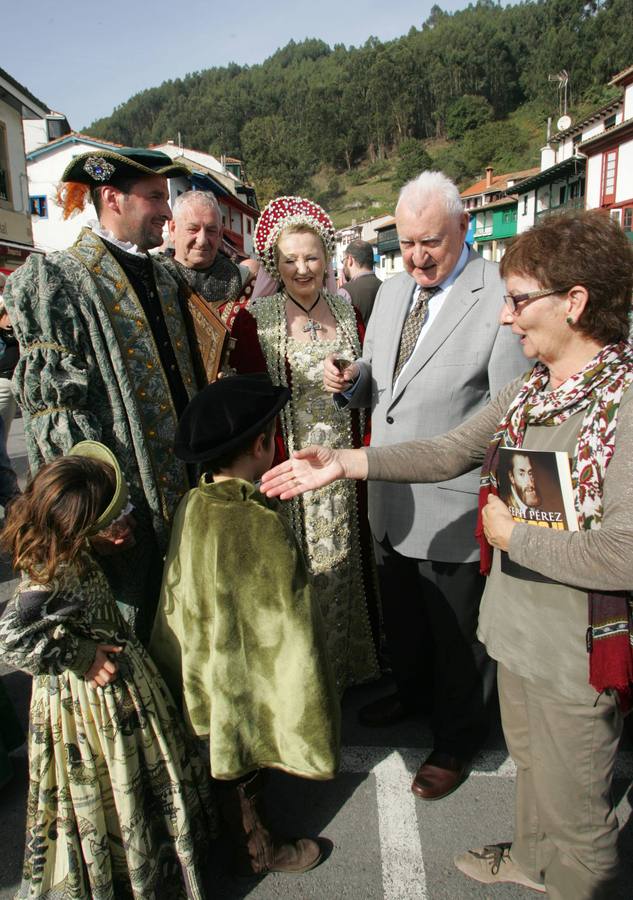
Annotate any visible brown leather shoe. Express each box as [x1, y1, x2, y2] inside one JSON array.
[[411, 752, 469, 801], [358, 693, 415, 727], [270, 838, 322, 874]]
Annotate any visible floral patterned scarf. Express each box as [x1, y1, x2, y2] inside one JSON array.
[[476, 341, 633, 709]]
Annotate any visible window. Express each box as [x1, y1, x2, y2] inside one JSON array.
[[477, 211, 493, 233], [30, 196, 48, 218], [522, 196, 528, 215], [537, 187, 550, 211], [47, 119, 67, 141], [623, 208, 633, 232], [601, 149, 618, 205], [569, 178, 584, 200], [603, 114, 617, 130], [246, 218, 252, 235], [0, 122, 12, 205]]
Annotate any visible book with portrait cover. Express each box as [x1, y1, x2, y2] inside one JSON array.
[[497, 447, 578, 581]]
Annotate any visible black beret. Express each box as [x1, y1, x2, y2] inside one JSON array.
[[175, 373, 290, 463]]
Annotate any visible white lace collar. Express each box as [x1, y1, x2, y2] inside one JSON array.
[[90, 221, 148, 258]]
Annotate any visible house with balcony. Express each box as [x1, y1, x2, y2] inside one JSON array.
[[580, 65, 633, 240], [0, 67, 54, 274], [375, 217, 406, 279], [512, 94, 626, 233], [461, 166, 539, 261]]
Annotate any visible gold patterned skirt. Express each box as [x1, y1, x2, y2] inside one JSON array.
[[18, 645, 211, 899], [285, 337, 379, 692]]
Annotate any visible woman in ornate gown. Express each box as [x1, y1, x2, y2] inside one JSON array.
[[229, 196, 378, 692]]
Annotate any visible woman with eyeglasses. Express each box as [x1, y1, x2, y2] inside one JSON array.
[[260, 209, 633, 899]]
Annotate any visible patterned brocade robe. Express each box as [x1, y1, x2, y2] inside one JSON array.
[[3, 228, 197, 639]]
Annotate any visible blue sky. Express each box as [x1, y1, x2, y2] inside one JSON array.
[[5, 0, 496, 130]]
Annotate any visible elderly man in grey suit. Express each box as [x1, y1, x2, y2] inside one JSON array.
[[324, 171, 527, 801]]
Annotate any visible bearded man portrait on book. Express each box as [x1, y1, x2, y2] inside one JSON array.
[[261, 209, 633, 900]]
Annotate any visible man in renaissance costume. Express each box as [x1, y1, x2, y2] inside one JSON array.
[[3, 148, 197, 641], [160, 190, 258, 330]]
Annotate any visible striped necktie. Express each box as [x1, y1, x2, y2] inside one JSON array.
[[393, 287, 437, 384]]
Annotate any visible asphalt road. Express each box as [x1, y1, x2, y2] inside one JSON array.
[[1, 417, 632, 899]]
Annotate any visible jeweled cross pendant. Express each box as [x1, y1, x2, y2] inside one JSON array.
[[303, 319, 322, 341]]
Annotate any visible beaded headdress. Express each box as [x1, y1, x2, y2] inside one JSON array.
[[254, 196, 336, 279]]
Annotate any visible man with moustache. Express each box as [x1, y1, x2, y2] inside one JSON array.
[[3, 148, 197, 641], [505, 452, 541, 513], [324, 170, 526, 800]]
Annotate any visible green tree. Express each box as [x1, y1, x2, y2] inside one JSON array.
[[393, 139, 432, 188], [446, 95, 494, 140], [240, 115, 315, 200]]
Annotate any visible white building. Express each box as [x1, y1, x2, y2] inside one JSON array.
[[0, 67, 52, 273], [460, 166, 539, 262], [581, 65, 633, 236], [512, 94, 625, 233], [374, 217, 406, 279]]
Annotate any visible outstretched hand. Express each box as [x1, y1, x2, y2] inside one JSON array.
[[260, 445, 347, 499]]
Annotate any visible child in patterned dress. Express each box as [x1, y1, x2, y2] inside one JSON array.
[[0, 442, 211, 900]]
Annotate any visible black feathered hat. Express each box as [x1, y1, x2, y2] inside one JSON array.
[[61, 147, 189, 187], [174, 373, 290, 463]]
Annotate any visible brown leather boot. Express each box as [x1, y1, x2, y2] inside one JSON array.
[[217, 771, 322, 876]]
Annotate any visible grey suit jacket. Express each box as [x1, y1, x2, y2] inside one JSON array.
[[342, 250, 528, 563]]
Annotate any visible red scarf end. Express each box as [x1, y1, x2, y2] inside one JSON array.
[[589, 636, 633, 713]]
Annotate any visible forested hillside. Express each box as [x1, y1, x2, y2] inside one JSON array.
[[88, 0, 631, 207]]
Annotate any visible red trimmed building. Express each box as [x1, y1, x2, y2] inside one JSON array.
[[581, 65, 633, 239]]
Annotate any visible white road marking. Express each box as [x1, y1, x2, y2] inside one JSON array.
[[342, 747, 633, 779], [340, 747, 633, 899], [342, 747, 427, 899]]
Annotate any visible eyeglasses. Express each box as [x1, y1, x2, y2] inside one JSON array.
[[503, 288, 566, 314]]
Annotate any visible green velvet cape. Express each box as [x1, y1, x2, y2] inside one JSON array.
[[149, 478, 340, 781]]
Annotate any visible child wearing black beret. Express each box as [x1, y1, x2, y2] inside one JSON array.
[[150, 373, 339, 877]]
